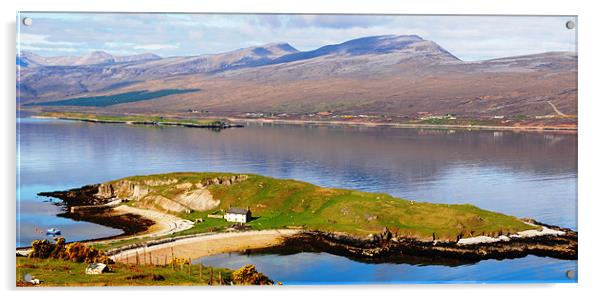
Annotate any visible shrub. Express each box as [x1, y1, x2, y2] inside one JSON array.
[[50, 237, 67, 259], [29, 239, 54, 259], [231, 265, 273, 285], [169, 257, 190, 266], [28, 238, 113, 264]]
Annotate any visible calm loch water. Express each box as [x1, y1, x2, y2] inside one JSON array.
[[17, 116, 577, 283]]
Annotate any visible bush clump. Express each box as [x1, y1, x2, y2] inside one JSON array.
[[169, 257, 190, 266], [29, 239, 55, 259], [28, 238, 113, 264], [231, 264, 273, 285]]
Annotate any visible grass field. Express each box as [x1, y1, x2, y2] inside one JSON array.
[[101, 172, 534, 244], [26, 89, 200, 107], [37, 112, 226, 127], [16, 256, 233, 287]]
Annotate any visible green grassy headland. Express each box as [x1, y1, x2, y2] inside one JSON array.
[[94, 172, 534, 251]]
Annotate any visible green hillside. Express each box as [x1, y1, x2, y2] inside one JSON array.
[[26, 89, 200, 107], [117, 172, 534, 241]]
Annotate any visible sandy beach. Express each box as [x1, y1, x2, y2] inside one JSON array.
[[110, 229, 300, 265], [114, 205, 194, 237], [87, 205, 194, 246]]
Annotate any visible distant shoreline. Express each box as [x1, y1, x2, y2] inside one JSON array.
[[31, 113, 243, 129], [224, 117, 577, 133], [22, 110, 576, 133]]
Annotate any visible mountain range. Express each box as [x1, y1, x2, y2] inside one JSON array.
[[17, 35, 577, 118]]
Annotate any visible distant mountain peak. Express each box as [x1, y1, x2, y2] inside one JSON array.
[[76, 51, 115, 65], [225, 42, 299, 59], [357, 34, 424, 42], [85, 50, 114, 58], [261, 42, 298, 53], [329, 34, 431, 55], [18, 50, 38, 57], [271, 34, 458, 64], [17, 50, 163, 67], [114, 52, 162, 63]]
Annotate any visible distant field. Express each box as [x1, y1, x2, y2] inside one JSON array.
[[37, 112, 227, 127], [25, 89, 200, 107]]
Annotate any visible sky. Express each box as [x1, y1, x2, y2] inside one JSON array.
[[16, 13, 577, 61]]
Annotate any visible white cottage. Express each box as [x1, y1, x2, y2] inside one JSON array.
[[224, 207, 251, 223]]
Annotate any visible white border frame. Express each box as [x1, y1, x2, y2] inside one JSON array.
[[3, 0, 601, 298]]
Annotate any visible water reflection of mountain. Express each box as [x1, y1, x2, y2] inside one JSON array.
[[19, 118, 577, 228], [19, 119, 576, 188]]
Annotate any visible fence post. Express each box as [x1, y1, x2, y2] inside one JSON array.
[[149, 252, 153, 266], [188, 258, 192, 276], [199, 264, 203, 282], [171, 247, 174, 270], [209, 268, 213, 286], [135, 251, 139, 265]]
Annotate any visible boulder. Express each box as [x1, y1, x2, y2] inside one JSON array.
[[85, 263, 109, 275]]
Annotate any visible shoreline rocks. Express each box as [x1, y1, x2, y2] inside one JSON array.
[[36, 179, 577, 265], [260, 228, 577, 265]]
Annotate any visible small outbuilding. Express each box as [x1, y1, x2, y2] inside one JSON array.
[[224, 206, 251, 223]]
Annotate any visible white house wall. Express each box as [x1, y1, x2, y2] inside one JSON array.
[[225, 213, 247, 223]]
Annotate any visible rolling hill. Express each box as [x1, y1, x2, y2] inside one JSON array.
[[17, 35, 577, 120]]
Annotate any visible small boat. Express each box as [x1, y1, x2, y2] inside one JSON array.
[[46, 228, 61, 236]]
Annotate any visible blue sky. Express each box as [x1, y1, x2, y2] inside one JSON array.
[[16, 13, 576, 61]]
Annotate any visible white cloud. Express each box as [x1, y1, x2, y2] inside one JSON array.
[[18, 13, 576, 60], [19, 33, 83, 47], [104, 41, 136, 48], [133, 43, 180, 51], [18, 45, 80, 53]]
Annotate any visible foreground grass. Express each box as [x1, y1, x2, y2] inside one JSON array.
[[104, 172, 534, 244], [16, 256, 233, 287], [38, 112, 226, 127]]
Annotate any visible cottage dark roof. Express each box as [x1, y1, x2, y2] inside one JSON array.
[[226, 207, 249, 215]]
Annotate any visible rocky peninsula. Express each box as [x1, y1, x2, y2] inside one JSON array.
[[36, 172, 577, 264]]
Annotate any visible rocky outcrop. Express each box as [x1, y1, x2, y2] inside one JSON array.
[[97, 180, 151, 200], [38, 184, 109, 206], [137, 195, 191, 213], [198, 175, 248, 187], [39, 174, 248, 214], [173, 189, 219, 212], [270, 227, 577, 264]]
